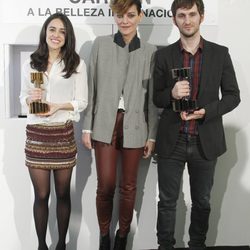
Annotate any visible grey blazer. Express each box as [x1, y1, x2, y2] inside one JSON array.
[[83, 34, 158, 148]]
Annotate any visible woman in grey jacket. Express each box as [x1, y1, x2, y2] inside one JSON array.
[[82, 0, 158, 249]]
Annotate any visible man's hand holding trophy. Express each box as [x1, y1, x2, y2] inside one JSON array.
[[171, 67, 205, 121]]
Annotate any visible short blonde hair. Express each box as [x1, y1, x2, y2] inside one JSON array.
[[110, 0, 142, 15]]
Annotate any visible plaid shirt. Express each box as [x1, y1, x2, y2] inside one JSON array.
[[180, 38, 203, 135]]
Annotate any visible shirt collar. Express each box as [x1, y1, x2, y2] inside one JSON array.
[[179, 36, 204, 53], [114, 31, 141, 52]]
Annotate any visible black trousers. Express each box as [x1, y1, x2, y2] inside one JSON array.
[[157, 133, 217, 250]]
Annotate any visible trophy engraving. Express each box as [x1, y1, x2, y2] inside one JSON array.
[[29, 72, 49, 114], [171, 67, 198, 112]]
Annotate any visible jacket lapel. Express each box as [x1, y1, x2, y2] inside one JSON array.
[[198, 39, 211, 99], [172, 41, 183, 69]]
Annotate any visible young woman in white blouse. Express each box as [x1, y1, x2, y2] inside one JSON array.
[[20, 13, 88, 250]]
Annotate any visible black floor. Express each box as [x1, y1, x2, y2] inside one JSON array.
[[148, 246, 250, 250]]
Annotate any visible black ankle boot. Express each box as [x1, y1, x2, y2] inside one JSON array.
[[55, 242, 66, 250], [113, 230, 127, 250], [99, 233, 110, 250]]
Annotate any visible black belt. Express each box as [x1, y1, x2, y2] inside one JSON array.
[[179, 132, 199, 142], [117, 108, 125, 113]]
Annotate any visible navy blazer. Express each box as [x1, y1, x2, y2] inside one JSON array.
[[153, 39, 240, 160]]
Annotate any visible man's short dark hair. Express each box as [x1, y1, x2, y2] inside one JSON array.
[[171, 0, 204, 17]]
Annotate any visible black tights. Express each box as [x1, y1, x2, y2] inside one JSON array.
[[29, 167, 73, 250]]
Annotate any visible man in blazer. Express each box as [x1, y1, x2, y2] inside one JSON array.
[[153, 0, 240, 250]]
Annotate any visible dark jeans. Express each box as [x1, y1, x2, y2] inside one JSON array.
[[157, 133, 216, 249]]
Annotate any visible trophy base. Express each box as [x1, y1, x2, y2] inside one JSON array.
[[172, 99, 198, 112], [29, 102, 49, 114]]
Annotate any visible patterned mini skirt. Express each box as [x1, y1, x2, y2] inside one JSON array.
[[25, 121, 77, 170]]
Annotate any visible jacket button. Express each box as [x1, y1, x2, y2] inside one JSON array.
[[135, 125, 139, 129]]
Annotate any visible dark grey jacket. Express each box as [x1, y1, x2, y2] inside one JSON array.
[[153, 39, 240, 160]]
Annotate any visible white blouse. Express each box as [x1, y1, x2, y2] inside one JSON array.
[[20, 58, 88, 125]]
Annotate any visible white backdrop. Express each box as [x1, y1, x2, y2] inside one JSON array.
[[0, 0, 249, 249], [0, 0, 217, 24]]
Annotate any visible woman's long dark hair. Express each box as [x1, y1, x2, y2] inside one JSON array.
[[30, 13, 80, 78]]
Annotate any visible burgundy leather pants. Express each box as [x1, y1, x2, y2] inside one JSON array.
[[94, 111, 143, 237]]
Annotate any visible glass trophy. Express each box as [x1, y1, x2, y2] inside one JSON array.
[[171, 67, 198, 112], [29, 72, 49, 114]]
